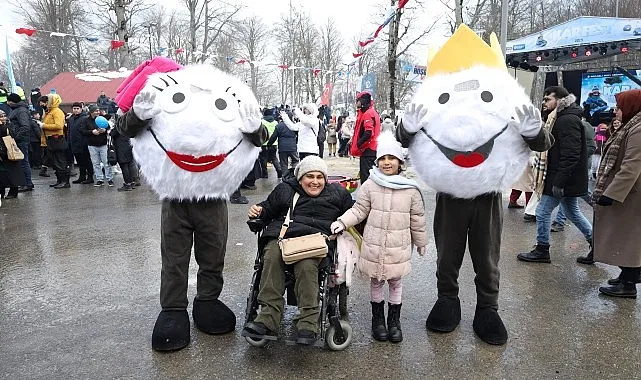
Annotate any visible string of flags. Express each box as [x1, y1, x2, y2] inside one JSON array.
[[14, 27, 186, 54], [352, 0, 410, 59], [12, 0, 411, 76]]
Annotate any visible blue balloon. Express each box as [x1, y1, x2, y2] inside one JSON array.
[[95, 116, 109, 129]]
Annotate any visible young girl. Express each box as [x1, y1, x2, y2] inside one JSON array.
[[331, 131, 427, 343]]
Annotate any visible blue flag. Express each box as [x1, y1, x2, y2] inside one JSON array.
[[5, 34, 17, 93]]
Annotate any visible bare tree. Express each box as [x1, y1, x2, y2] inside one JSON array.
[[182, 0, 241, 64], [386, 0, 436, 118], [237, 16, 269, 99]]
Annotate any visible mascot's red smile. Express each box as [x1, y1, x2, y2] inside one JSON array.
[[149, 127, 242, 172], [422, 125, 508, 168], [165, 151, 226, 172]]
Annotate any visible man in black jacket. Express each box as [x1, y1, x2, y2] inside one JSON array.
[[80, 105, 113, 187], [518, 86, 593, 263], [68, 102, 93, 184], [7, 93, 34, 191]]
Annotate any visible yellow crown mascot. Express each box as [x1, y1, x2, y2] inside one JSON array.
[[397, 25, 552, 345]]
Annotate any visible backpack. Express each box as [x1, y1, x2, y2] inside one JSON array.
[[581, 120, 596, 157], [317, 120, 326, 144]]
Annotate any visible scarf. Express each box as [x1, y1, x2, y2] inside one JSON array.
[[533, 108, 557, 197], [368, 167, 425, 206], [369, 167, 420, 190], [592, 112, 641, 203]]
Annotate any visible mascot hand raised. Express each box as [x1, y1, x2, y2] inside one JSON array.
[[402, 103, 429, 134], [132, 91, 161, 120], [239, 102, 263, 134], [513, 104, 542, 138]]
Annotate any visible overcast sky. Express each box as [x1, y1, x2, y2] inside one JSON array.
[[1, 0, 451, 66]]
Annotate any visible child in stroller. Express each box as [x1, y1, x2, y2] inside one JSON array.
[[240, 156, 355, 349]]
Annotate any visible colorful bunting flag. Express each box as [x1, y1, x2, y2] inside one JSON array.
[[15, 28, 36, 36], [110, 40, 126, 50]]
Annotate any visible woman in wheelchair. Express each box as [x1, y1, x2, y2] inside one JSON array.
[[243, 156, 353, 345]]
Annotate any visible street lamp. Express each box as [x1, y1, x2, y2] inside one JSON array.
[[143, 23, 157, 59]]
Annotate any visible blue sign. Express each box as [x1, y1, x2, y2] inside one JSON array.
[[580, 69, 641, 114], [361, 73, 376, 98], [507, 17, 641, 54]]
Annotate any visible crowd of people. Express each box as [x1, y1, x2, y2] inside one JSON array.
[[0, 87, 142, 201]]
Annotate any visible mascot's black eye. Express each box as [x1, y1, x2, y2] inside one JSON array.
[[438, 93, 450, 104], [481, 91, 493, 102], [172, 92, 186, 104], [215, 98, 227, 110]]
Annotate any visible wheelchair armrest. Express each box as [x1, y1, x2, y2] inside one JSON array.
[[246, 219, 265, 233]]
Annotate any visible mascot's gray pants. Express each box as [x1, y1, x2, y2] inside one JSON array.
[[159, 198, 228, 310], [434, 192, 502, 309]]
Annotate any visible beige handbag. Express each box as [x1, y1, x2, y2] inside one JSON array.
[[2, 135, 24, 161], [278, 193, 328, 265]]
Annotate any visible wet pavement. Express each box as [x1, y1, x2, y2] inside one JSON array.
[[1, 158, 639, 380]]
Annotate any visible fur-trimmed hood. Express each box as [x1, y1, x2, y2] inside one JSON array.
[[555, 94, 577, 113]]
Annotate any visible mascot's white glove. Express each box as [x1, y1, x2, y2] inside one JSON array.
[[402, 103, 429, 133], [514, 104, 542, 139], [132, 91, 161, 120], [330, 220, 346, 234], [239, 103, 263, 133]]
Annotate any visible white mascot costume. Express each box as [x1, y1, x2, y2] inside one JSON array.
[[397, 25, 552, 345], [116, 58, 266, 351]]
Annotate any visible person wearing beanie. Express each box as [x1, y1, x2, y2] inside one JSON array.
[[7, 92, 35, 191], [331, 131, 427, 343], [80, 104, 112, 187], [243, 155, 353, 345], [67, 102, 93, 184], [350, 91, 381, 183]]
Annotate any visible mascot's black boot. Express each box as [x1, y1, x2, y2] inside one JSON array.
[[152, 310, 190, 351], [192, 298, 236, 334], [473, 306, 508, 345], [371, 301, 388, 341], [426, 297, 461, 333], [387, 303, 403, 343]]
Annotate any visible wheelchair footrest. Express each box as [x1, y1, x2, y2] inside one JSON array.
[[241, 330, 278, 341]]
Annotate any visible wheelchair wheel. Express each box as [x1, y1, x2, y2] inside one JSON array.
[[245, 336, 269, 347], [325, 320, 353, 351]]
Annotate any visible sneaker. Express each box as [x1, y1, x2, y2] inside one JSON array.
[[296, 329, 317, 345], [18, 185, 34, 192], [550, 222, 565, 232], [523, 214, 536, 222], [81, 179, 94, 185], [508, 202, 524, 209], [117, 184, 133, 192], [94, 181, 104, 187], [107, 180, 115, 187]]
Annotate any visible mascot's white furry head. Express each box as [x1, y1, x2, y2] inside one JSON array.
[[405, 25, 533, 199], [130, 64, 262, 201]]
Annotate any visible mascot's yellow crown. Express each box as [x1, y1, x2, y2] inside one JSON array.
[[427, 24, 506, 76]]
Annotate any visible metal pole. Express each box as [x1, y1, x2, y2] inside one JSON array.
[[616, 0, 619, 17], [500, 0, 509, 56]]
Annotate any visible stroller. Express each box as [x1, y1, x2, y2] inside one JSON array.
[[241, 219, 354, 350]]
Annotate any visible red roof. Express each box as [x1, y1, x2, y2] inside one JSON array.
[[39, 72, 129, 105]]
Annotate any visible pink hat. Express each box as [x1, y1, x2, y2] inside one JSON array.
[[115, 57, 182, 112]]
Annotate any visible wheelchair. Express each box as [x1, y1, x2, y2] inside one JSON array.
[[241, 219, 353, 350]]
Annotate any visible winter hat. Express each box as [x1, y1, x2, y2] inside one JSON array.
[[375, 131, 404, 163], [88, 104, 100, 113], [7, 93, 22, 103], [294, 155, 328, 181]]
